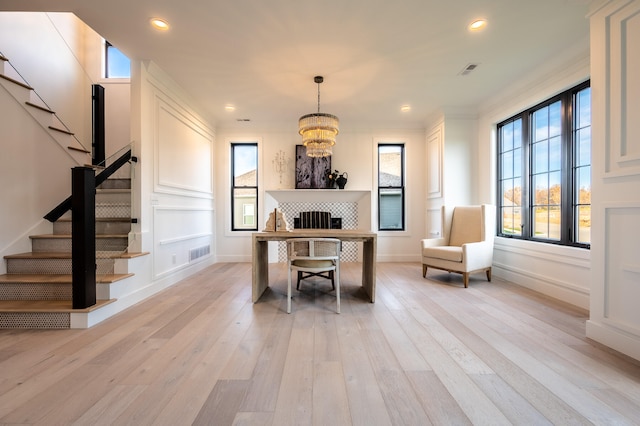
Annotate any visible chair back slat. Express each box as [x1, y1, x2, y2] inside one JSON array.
[[287, 238, 340, 259]]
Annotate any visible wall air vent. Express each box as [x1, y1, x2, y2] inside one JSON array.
[[459, 63, 479, 76], [189, 245, 211, 262]]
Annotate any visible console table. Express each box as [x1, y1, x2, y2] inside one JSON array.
[[252, 229, 377, 303]]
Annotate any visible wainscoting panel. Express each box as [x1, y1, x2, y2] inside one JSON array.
[[155, 97, 214, 196], [605, 0, 640, 177], [427, 124, 443, 199], [588, 0, 640, 362], [153, 207, 214, 278], [603, 205, 640, 333], [426, 207, 442, 239]]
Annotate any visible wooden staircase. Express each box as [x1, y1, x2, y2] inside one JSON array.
[[0, 54, 146, 329], [0, 178, 146, 329]]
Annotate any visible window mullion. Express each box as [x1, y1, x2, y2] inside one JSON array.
[[522, 113, 531, 238], [561, 92, 573, 244]]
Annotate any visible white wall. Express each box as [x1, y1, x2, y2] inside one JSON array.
[[476, 49, 592, 309], [0, 13, 94, 146], [586, 0, 640, 361], [215, 127, 426, 263], [129, 60, 217, 293], [423, 112, 478, 240], [0, 12, 124, 273], [0, 13, 216, 312]]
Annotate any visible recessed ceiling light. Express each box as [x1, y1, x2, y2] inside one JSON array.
[[468, 19, 487, 31], [150, 18, 170, 31], [400, 105, 411, 112], [225, 104, 236, 112]]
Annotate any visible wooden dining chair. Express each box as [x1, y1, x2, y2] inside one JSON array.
[[295, 211, 335, 289], [286, 238, 341, 314]]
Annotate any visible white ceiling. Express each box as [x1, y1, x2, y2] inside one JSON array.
[[1, 0, 591, 131]]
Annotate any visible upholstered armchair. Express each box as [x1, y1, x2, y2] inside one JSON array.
[[421, 204, 496, 287]]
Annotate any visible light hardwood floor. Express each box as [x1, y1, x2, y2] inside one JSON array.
[[1, 262, 640, 425]]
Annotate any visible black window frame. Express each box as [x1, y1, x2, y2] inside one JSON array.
[[497, 80, 591, 248], [231, 142, 258, 232], [377, 143, 405, 231]]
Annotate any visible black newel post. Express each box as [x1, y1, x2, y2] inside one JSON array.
[[72, 167, 96, 309], [92, 84, 105, 166]]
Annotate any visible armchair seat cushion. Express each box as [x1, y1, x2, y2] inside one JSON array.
[[422, 246, 463, 263]]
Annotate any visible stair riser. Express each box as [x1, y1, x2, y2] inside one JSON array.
[[0, 283, 71, 301], [54, 221, 131, 235], [96, 203, 131, 218], [0, 312, 70, 329], [96, 191, 131, 204], [6, 258, 115, 275], [31, 238, 129, 253], [0, 283, 111, 302]]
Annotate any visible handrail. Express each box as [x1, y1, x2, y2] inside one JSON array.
[[44, 147, 136, 222]]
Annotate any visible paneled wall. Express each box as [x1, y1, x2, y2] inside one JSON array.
[[134, 61, 216, 282], [587, 0, 640, 361]]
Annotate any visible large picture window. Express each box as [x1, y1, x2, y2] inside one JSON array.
[[231, 143, 258, 231], [497, 81, 591, 247], [378, 144, 405, 231]]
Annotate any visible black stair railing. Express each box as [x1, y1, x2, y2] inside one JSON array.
[[44, 146, 136, 309], [44, 148, 134, 222]]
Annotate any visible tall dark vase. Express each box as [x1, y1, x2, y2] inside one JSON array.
[[336, 174, 348, 190]]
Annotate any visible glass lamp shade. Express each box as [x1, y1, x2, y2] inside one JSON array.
[[299, 113, 339, 157]]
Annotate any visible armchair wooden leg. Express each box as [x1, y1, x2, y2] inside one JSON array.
[[422, 264, 427, 278], [486, 268, 492, 282], [463, 273, 469, 288]]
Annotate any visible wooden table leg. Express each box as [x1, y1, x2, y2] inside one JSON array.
[[361, 237, 376, 302], [252, 237, 269, 302]]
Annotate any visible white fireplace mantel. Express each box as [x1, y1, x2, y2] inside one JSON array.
[[265, 189, 372, 231]]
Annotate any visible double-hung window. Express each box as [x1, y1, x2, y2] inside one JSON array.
[[497, 81, 591, 247], [231, 143, 258, 231], [378, 144, 405, 231]]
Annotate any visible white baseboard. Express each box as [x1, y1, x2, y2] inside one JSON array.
[[493, 262, 589, 310]]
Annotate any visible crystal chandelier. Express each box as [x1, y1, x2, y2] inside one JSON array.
[[299, 76, 339, 157]]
